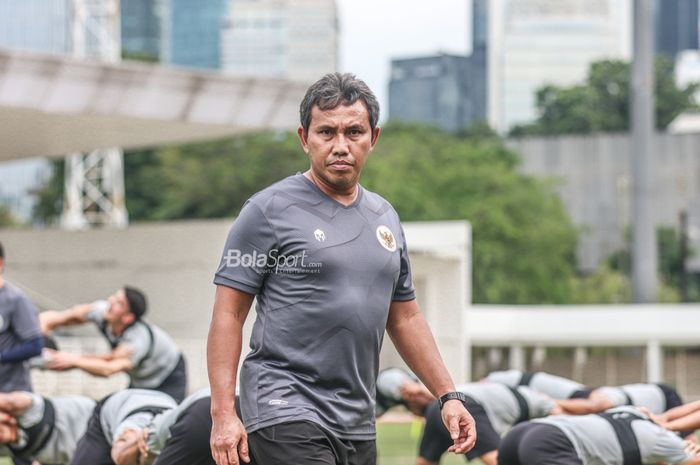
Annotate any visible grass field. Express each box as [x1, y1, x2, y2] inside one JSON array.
[[377, 421, 483, 465], [0, 422, 481, 465]]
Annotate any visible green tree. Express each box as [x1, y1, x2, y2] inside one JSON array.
[[32, 125, 580, 304], [361, 123, 579, 304], [0, 204, 20, 228], [510, 57, 699, 136]]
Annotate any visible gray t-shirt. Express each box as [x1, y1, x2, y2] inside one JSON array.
[[99, 389, 177, 444], [457, 382, 555, 435], [0, 282, 42, 392], [147, 388, 211, 454], [13, 393, 96, 464], [595, 384, 666, 414], [87, 302, 181, 388], [535, 407, 692, 465], [486, 370, 586, 400], [214, 174, 416, 440]]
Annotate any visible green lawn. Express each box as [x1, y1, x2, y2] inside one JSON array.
[[377, 421, 483, 465], [0, 423, 480, 465]]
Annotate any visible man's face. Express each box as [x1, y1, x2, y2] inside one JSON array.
[[298, 100, 380, 192], [106, 289, 134, 325]]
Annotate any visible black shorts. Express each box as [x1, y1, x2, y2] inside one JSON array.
[[248, 421, 375, 465], [657, 383, 684, 411], [69, 396, 115, 465], [498, 422, 582, 465], [155, 397, 221, 465], [569, 388, 594, 399], [419, 397, 501, 462]]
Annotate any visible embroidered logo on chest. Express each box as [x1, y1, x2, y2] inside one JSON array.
[[376, 225, 397, 252], [314, 229, 326, 242]]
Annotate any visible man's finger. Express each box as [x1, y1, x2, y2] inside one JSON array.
[[448, 414, 461, 440], [239, 434, 250, 464], [227, 446, 240, 465]]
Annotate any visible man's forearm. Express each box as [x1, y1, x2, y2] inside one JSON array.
[[0, 337, 43, 364], [207, 286, 253, 420], [72, 356, 131, 377], [386, 300, 455, 398]]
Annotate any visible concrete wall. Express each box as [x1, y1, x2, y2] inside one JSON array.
[[1, 219, 471, 395], [507, 132, 700, 272]]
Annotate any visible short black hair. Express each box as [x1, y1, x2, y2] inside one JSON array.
[[0, 241, 4, 260], [124, 286, 147, 320], [299, 72, 380, 134]]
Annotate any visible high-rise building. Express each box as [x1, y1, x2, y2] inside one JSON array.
[[221, 0, 338, 82], [389, 54, 487, 133], [655, 0, 699, 58], [0, 0, 72, 222], [121, 0, 163, 60], [478, 0, 632, 133], [161, 0, 228, 69], [0, 0, 72, 55]]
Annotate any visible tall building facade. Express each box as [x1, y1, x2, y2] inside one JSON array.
[[479, 0, 632, 133], [221, 0, 338, 82], [389, 54, 487, 133], [121, 0, 163, 60], [655, 0, 699, 58]]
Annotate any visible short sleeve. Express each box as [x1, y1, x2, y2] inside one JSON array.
[[213, 200, 278, 295], [392, 225, 416, 301], [121, 325, 150, 367], [11, 294, 41, 341], [646, 426, 692, 465], [86, 300, 109, 324]]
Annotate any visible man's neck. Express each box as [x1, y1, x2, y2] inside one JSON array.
[[0, 275, 5, 289], [303, 171, 358, 206]]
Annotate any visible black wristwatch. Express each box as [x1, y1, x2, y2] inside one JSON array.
[[438, 391, 467, 410]]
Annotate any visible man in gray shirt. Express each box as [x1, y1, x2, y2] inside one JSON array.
[[110, 389, 255, 465], [375, 368, 559, 465], [0, 241, 44, 393], [208, 73, 476, 465], [498, 406, 700, 465], [485, 370, 592, 399], [558, 383, 685, 416], [40, 287, 187, 401], [69, 389, 177, 465], [0, 390, 95, 464]]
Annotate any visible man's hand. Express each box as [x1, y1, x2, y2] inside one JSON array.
[[441, 399, 477, 454], [210, 413, 249, 465], [44, 349, 77, 370]]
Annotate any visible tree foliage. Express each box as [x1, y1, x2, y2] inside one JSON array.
[[32, 125, 581, 304], [510, 57, 699, 136]]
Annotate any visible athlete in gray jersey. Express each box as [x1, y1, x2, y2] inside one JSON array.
[[485, 370, 590, 400], [0, 391, 95, 465], [69, 389, 177, 465], [0, 241, 43, 393], [375, 369, 559, 465], [111, 389, 255, 465], [208, 73, 476, 465], [559, 383, 685, 416], [499, 406, 700, 465], [41, 287, 187, 402]]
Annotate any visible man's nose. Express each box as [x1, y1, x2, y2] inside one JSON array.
[[332, 134, 350, 155]]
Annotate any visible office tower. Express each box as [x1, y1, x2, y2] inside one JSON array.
[[389, 54, 486, 133], [221, 0, 338, 82]]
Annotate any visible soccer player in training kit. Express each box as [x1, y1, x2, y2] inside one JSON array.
[[208, 73, 476, 465], [485, 369, 593, 399], [40, 287, 188, 402], [376, 368, 560, 465], [69, 389, 177, 465], [498, 406, 700, 465], [0, 391, 95, 465]]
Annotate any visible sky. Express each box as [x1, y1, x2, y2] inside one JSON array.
[[335, 0, 471, 122]]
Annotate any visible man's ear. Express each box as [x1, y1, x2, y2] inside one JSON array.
[[369, 126, 381, 150], [297, 126, 310, 154]]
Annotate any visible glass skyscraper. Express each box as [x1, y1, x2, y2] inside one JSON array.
[[655, 0, 699, 58]]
